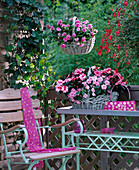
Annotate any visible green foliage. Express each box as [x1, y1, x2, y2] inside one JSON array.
[[4, 0, 54, 106], [44, 0, 138, 85], [44, 0, 116, 80]]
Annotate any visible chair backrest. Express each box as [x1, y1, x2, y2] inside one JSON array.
[[0, 88, 42, 123], [0, 88, 44, 168]]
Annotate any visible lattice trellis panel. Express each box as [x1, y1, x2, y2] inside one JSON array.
[[46, 86, 139, 170], [108, 116, 139, 170], [46, 87, 101, 170]]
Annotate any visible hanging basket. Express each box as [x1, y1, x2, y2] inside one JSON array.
[[71, 92, 119, 110], [61, 37, 95, 55], [61, 16, 96, 55]]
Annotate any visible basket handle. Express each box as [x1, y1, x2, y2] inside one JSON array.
[[110, 85, 131, 101], [72, 16, 77, 35]]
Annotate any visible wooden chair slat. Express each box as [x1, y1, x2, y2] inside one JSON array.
[[0, 110, 42, 122], [0, 99, 40, 111], [6, 150, 81, 160], [0, 88, 37, 100], [30, 150, 81, 160]]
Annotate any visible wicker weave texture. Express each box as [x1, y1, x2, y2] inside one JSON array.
[[61, 37, 95, 55], [72, 92, 119, 110]]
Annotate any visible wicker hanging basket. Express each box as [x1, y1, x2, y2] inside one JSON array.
[[61, 37, 95, 55], [61, 16, 96, 55]]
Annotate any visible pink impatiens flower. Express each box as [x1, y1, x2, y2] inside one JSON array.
[[50, 26, 55, 31], [46, 24, 50, 28], [74, 38, 79, 42], [83, 93, 88, 98], [62, 86, 68, 93], [91, 88, 95, 93], [82, 28, 87, 32], [101, 84, 107, 90], [76, 100, 81, 104], [75, 23, 80, 27], [82, 24, 86, 28], [79, 73, 86, 81], [75, 20, 80, 23], [105, 80, 110, 85], [66, 35, 71, 40], [61, 44, 66, 48], [94, 29, 98, 34], [94, 70, 101, 77], [55, 84, 63, 92], [74, 68, 84, 75], [62, 32, 66, 36], [57, 20, 62, 26], [97, 77, 103, 83], [80, 44, 84, 47], [91, 32, 94, 38], [56, 27, 61, 31], [81, 37, 86, 42], [63, 38, 67, 42], [92, 92, 96, 96], [58, 33, 61, 36], [72, 33, 76, 37], [88, 24, 92, 29], [77, 27, 80, 31]]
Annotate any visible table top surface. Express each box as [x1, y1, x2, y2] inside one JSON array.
[[57, 106, 139, 117]]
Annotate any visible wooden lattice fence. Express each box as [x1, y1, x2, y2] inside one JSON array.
[[0, 86, 139, 170], [45, 85, 139, 170]]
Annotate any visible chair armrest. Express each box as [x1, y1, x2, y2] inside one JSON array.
[[0, 125, 25, 134], [50, 118, 80, 128]]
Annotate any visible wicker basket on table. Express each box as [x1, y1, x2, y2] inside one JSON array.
[[72, 92, 119, 110]]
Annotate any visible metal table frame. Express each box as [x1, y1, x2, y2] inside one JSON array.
[[57, 107, 139, 170]]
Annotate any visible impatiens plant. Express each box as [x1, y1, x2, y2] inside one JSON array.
[[55, 66, 126, 104], [47, 17, 98, 49]]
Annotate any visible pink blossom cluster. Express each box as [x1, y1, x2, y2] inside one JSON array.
[[47, 18, 98, 49], [55, 66, 126, 104]]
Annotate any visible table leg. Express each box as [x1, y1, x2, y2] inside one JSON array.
[[62, 114, 66, 170], [75, 114, 80, 170], [100, 116, 110, 170]]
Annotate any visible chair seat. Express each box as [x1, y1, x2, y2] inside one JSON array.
[[6, 150, 81, 160]]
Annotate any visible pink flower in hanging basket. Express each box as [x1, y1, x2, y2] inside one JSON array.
[[72, 33, 76, 37], [88, 24, 92, 29], [61, 44, 66, 48], [50, 26, 55, 31], [82, 28, 87, 32], [66, 35, 71, 40], [62, 32, 66, 36], [57, 20, 62, 26], [74, 38, 79, 41], [81, 37, 86, 42], [46, 24, 50, 28], [56, 27, 61, 31], [63, 38, 67, 42], [80, 44, 84, 47], [77, 27, 80, 31]]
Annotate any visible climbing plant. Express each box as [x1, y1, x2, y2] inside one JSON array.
[[2, 0, 54, 99]]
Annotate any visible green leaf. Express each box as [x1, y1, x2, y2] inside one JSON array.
[[25, 59, 30, 66], [15, 55, 21, 65]]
